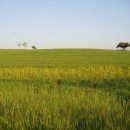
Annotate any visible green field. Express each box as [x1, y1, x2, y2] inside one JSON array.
[[0, 49, 130, 67], [0, 49, 130, 130]]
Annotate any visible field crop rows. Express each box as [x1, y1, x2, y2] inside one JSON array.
[[0, 65, 130, 130]]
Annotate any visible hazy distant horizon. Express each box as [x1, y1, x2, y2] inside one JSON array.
[[0, 0, 130, 49]]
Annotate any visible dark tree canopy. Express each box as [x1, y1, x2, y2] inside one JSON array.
[[32, 46, 37, 49], [116, 42, 130, 50]]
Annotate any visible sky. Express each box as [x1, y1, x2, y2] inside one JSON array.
[[0, 0, 130, 49]]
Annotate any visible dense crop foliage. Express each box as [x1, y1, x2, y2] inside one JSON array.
[[0, 49, 130, 129], [0, 65, 130, 130]]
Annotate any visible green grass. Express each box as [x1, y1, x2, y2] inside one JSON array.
[[0, 49, 130, 130], [0, 49, 129, 67], [0, 74, 130, 130]]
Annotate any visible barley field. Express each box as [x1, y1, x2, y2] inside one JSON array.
[[0, 49, 130, 130]]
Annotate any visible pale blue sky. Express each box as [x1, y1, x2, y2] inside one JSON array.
[[0, 0, 130, 49]]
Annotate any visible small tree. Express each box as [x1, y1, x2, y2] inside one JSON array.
[[116, 42, 130, 50], [32, 46, 37, 49], [18, 42, 21, 48], [22, 42, 28, 48]]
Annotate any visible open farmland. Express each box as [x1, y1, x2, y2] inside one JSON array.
[[0, 49, 130, 130], [0, 49, 130, 67]]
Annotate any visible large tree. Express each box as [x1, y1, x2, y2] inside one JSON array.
[[116, 42, 130, 50]]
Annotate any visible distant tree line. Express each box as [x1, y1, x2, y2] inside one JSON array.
[[18, 42, 37, 49], [18, 42, 28, 48]]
